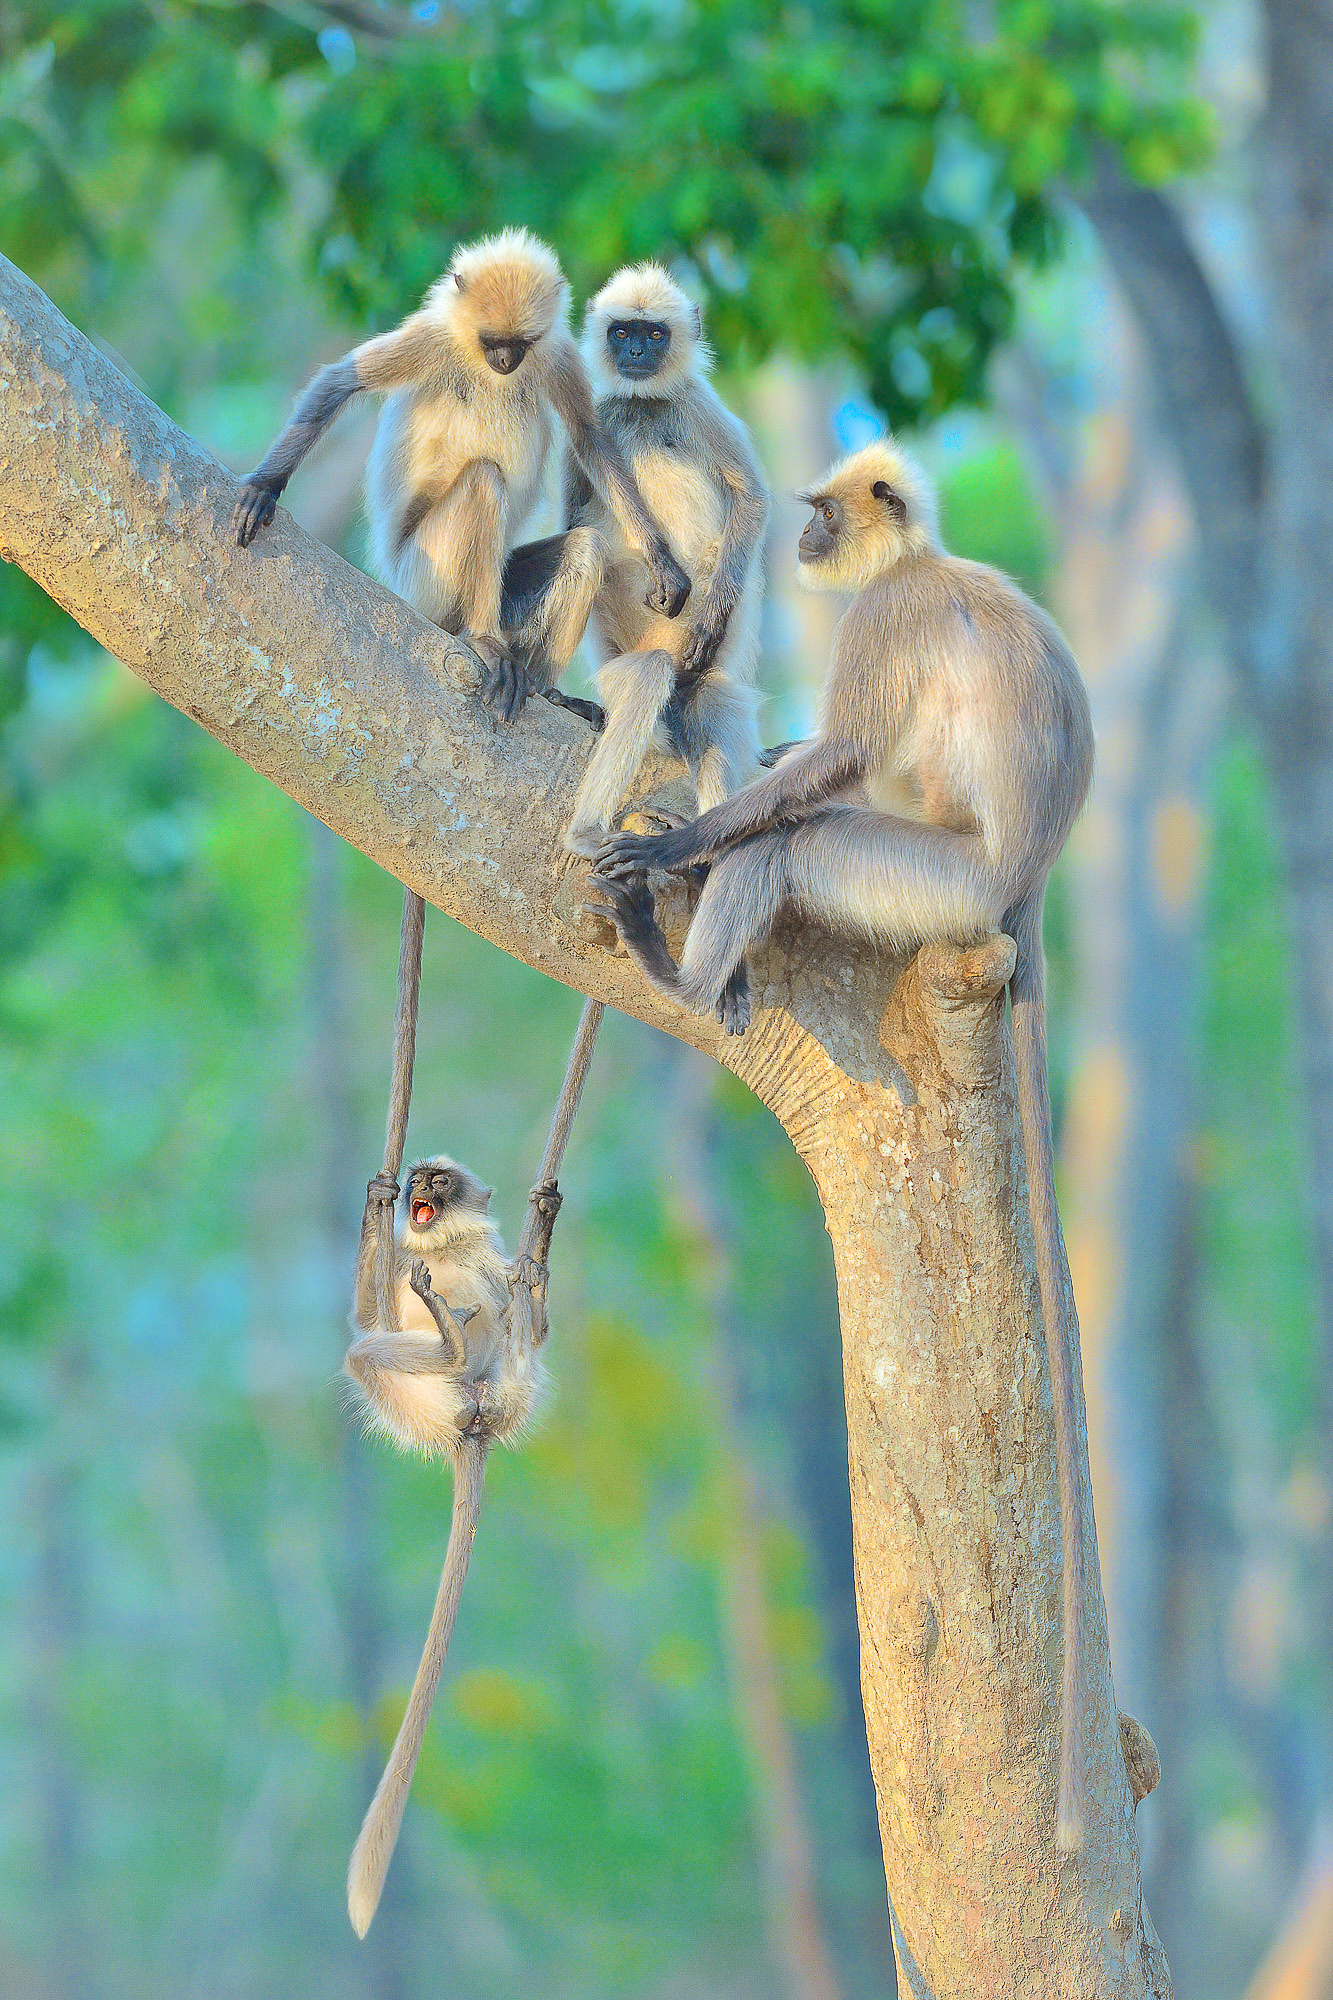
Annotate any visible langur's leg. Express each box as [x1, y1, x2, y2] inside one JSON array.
[[563, 647, 677, 858], [780, 808, 1000, 947], [666, 673, 761, 812], [345, 1330, 458, 1384], [671, 810, 999, 1020], [591, 833, 787, 1029], [391, 462, 519, 721], [502, 529, 608, 709], [408, 1260, 476, 1367]]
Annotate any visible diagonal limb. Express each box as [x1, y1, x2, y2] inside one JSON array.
[[544, 335, 691, 617], [592, 735, 864, 879], [408, 1259, 476, 1367]]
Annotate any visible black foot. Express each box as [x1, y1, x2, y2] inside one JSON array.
[[757, 739, 805, 769], [233, 480, 280, 548], [716, 962, 751, 1035], [543, 689, 606, 732]]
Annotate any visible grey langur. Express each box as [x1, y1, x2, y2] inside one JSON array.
[[591, 437, 1096, 1851], [561, 263, 768, 857], [343, 1153, 560, 1935], [231, 229, 689, 724]]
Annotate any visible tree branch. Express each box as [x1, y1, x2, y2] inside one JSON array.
[[0, 252, 1169, 1995], [1075, 165, 1266, 685]]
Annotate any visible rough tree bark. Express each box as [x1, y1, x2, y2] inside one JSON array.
[[0, 254, 1167, 1997]]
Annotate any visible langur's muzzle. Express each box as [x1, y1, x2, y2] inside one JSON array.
[[481, 337, 530, 376]]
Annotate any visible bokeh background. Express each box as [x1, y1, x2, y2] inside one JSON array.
[[0, 3, 1325, 1996]]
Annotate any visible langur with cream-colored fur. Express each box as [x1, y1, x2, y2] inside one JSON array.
[[562, 264, 768, 856], [232, 230, 689, 723], [592, 438, 1097, 1851], [343, 1155, 561, 1936]]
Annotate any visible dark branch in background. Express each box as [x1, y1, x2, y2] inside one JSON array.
[[1074, 161, 1267, 686]]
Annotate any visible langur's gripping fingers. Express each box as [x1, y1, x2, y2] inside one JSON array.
[[232, 480, 281, 548], [583, 873, 657, 955], [529, 1179, 563, 1222], [514, 1253, 548, 1296], [475, 640, 528, 726], [543, 689, 606, 732], [592, 822, 700, 881], [367, 1171, 401, 1208], [679, 612, 727, 677], [408, 1258, 435, 1302], [716, 963, 751, 1036], [645, 540, 692, 619]]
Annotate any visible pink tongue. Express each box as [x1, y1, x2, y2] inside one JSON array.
[[412, 1203, 433, 1226]]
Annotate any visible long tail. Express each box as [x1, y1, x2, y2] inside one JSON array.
[[1010, 886, 1085, 1851], [347, 1437, 487, 1937]]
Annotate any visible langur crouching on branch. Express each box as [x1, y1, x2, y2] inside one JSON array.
[[231, 229, 689, 724], [561, 263, 768, 858], [343, 1154, 560, 1936], [590, 437, 1098, 1852]]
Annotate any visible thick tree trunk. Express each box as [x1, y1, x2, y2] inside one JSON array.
[[0, 253, 1165, 1996]]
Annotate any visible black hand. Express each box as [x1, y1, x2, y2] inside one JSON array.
[[645, 542, 691, 619], [233, 478, 281, 548], [592, 821, 701, 880], [476, 642, 529, 725], [679, 610, 726, 677]]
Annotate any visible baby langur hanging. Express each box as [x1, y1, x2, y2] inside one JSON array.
[[342, 887, 602, 1938]]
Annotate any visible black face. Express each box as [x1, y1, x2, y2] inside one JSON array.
[[406, 1163, 458, 1232], [798, 494, 843, 565], [607, 318, 671, 380], [480, 334, 531, 376]]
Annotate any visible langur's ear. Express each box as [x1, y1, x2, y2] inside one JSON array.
[[872, 481, 908, 524], [691, 304, 702, 340], [454, 270, 466, 291]]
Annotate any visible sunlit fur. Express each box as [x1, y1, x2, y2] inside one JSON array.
[[234, 228, 689, 695], [562, 267, 767, 853], [346, 1154, 545, 1460], [796, 436, 940, 592], [582, 261, 707, 398]]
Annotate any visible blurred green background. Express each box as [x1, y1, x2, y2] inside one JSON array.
[[0, 4, 1323, 1997]]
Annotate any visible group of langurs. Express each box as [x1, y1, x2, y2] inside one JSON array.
[[232, 226, 1096, 1930]]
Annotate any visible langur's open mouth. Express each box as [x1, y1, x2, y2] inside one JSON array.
[[410, 1199, 437, 1229]]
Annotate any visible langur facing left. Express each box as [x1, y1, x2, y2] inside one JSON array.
[[592, 438, 1097, 1851], [343, 1155, 555, 1937]]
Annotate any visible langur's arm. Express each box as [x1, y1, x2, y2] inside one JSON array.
[[407, 1259, 476, 1368], [593, 734, 866, 878], [232, 316, 441, 546], [354, 1172, 401, 1329], [680, 418, 769, 676], [560, 444, 598, 532], [545, 337, 690, 617]]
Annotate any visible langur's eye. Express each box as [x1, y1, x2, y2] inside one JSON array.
[[823, 505, 834, 522], [649, 327, 664, 340]]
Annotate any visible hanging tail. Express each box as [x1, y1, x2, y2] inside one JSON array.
[[347, 1437, 487, 1936], [1010, 886, 1085, 1851]]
